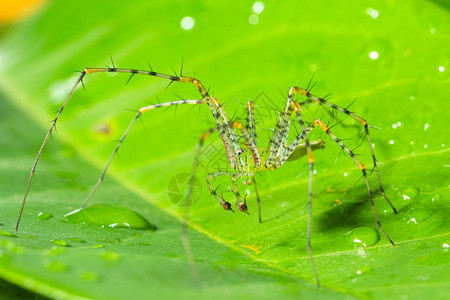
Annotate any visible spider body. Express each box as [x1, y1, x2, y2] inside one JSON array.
[[17, 65, 397, 287]]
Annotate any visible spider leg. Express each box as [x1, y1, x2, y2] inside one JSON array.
[[296, 88, 396, 214], [206, 171, 254, 212], [266, 87, 298, 168], [291, 101, 320, 287], [311, 119, 395, 246], [252, 175, 262, 223], [16, 67, 244, 231], [82, 99, 203, 208]]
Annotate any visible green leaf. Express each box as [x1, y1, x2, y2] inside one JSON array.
[[0, 1, 449, 299]]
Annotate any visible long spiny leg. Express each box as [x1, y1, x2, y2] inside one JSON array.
[[291, 100, 320, 287], [231, 173, 250, 213], [252, 176, 262, 223], [245, 101, 263, 222], [182, 126, 222, 289], [16, 71, 86, 232], [295, 88, 396, 214], [206, 171, 253, 212], [16, 66, 244, 231], [265, 87, 298, 168], [84, 67, 243, 170], [246, 101, 257, 149], [230, 121, 260, 168], [274, 123, 315, 168], [82, 99, 204, 208], [311, 119, 395, 245]]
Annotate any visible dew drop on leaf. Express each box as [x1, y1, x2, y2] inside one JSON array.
[[51, 239, 69, 247], [100, 251, 121, 261], [344, 227, 380, 247], [44, 260, 68, 272], [63, 204, 157, 231], [79, 270, 99, 282], [38, 211, 53, 221], [0, 230, 16, 237]]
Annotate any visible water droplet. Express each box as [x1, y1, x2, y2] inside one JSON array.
[[366, 8, 379, 19], [438, 66, 445, 72], [180, 16, 195, 30], [100, 251, 121, 261], [343, 172, 348, 177], [369, 51, 379, 60], [63, 204, 157, 231], [409, 95, 415, 101], [424, 123, 429, 130], [407, 217, 418, 224], [44, 260, 68, 272], [389, 140, 394, 145], [0, 231, 16, 237], [443, 243, 449, 252], [51, 239, 69, 247], [345, 227, 380, 247], [392, 124, 397, 129], [38, 212, 52, 221], [79, 271, 99, 282], [431, 194, 441, 202], [249, 14, 259, 25], [22, 235, 35, 239], [92, 244, 104, 248], [0, 240, 24, 254], [44, 247, 67, 256], [252, 1, 265, 14], [396, 186, 419, 200], [404, 208, 434, 224], [68, 237, 86, 243], [430, 27, 436, 34], [397, 122, 402, 126]]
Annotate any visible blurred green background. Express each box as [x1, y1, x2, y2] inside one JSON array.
[[0, 0, 448, 299]]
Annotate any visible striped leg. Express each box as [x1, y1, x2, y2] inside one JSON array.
[[82, 99, 203, 207], [266, 87, 298, 168], [291, 101, 320, 287], [312, 119, 395, 245], [16, 66, 243, 231], [296, 88, 396, 214], [206, 171, 254, 213]]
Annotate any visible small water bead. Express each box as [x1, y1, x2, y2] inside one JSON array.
[[44, 247, 67, 256], [0, 231, 16, 237], [79, 271, 99, 282], [38, 212, 52, 221], [0, 239, 25, 254], [366, 8, 379, 19], [398, 186, 419, 201], [92, 244, 104, 248], [438, 66, 445, 72], [51, 239, 69, 247], [44, 260, 68, 272], [431, 194, 441, 202], [180, 16, 195, 31], [63, 204, 156, 231], [252, 1, 264, 14], [100, 251, 121, 261], [249, 14, 259, 25], [369, 51, 379, 60], [345, 227, 380, 247]]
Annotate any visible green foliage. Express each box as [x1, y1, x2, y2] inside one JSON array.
[[0, 0, 448, 299]]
